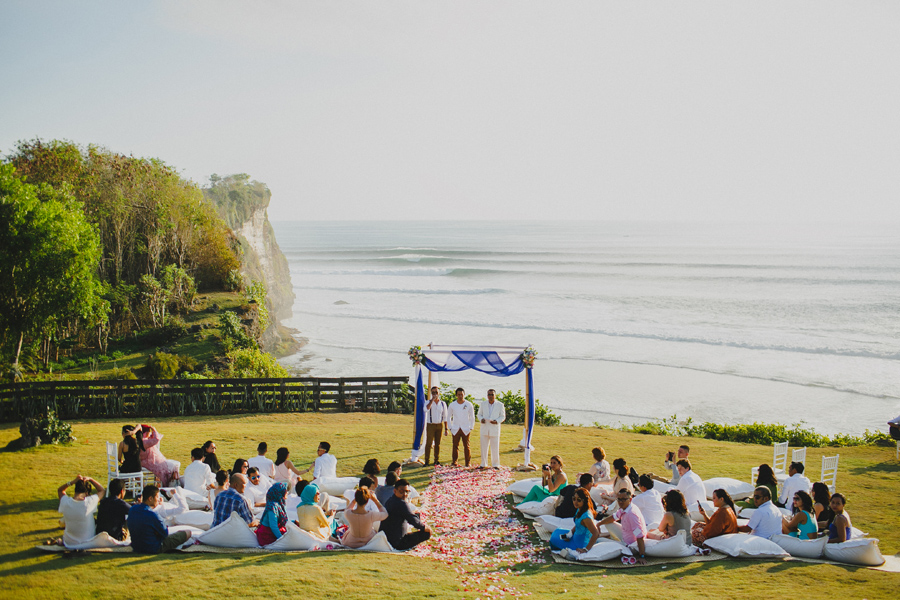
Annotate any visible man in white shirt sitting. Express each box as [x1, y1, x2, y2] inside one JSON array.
[[778, 461, 811, 507], [631, 474, 665, 527], [182, 448, 215, 496], [674, 459, 706, 511], [244, 467, 268, 514], [448, 387, 476, 467], [739, 486, 782, 539], [311, 441, 337, 480], [248, 442, 276, 478]]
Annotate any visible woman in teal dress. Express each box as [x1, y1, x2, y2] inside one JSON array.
[[782, 490, 817, 539], [517, 455, 567, 506], [550, 488, 601, 552]]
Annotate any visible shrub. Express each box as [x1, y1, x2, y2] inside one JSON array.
[[218, 311, 255, 350], [111, 367, 137, 380], [98, 354, 110, 362], [110, 350, 125, 360], [225, 348, 288, 378], [145, 352, 180, 379], [177, 355, 198, 374], [19, 408, 74, 447]]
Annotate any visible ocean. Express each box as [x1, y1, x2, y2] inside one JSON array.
[[272, 220, 900, 436]]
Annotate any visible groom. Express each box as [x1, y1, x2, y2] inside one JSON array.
[[478, 389, 506, 469]]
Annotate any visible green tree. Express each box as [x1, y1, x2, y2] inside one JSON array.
[[0, 164, 106, 376]]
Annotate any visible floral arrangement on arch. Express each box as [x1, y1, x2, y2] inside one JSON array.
[[408, 345, 424, 366], [520, 346, 537, 368]]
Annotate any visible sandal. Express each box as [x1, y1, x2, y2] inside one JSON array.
[[621, 555, 636, 565]]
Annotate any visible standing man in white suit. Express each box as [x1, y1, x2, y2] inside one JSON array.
[[478, 389, 506, 469]]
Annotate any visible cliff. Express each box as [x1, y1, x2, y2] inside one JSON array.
[[203, 174, 298, 355]]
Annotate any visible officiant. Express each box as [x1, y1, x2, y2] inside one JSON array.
[[478, 389, 506, 469]]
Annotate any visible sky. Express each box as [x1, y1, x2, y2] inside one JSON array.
[[2, 1, 899, 223]]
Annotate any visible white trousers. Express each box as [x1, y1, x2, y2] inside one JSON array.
[[480, 433, 501, 467]]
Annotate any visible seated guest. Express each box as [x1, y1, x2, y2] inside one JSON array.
[[299, 441, 338, 480], [693, 488, 739, 545], [647, 489, 691, 543], [632, 475, 665, 527], [355, 477, 380, 512], [118, 425, 142, 475], [211, 469, 229, 502], [248, 442, 276, 478], [383, 479, 432, 550], [57, 474, 106, 547], [598, 458, 633, 505], [128, 485, 191, 553], [778, 461, 811, 507], [649, 445, 690, 485], [387, 461, 402, 478], [588, 447, 612, 484], [812, 482, 834, 531], [343, 487, 388, 548], [295, 483, 333, 540], [212, 473, 258, 528], [95, 479, 130, 541], [597, 488, 648, 565], [255, 482, 290, 546], [202, 440, 221, 473], [517, 456, 567, 505], [376, 472, 399, 506], [550, 488, 601, 553], [136, 424, 180, 487], [244, 467, 267, 510], [274, 447, 305, 487], [183, 448, 215, 496], [363, 458, 381, 479], [827, 493, 852, 544], [674, 459, 705, 511], [231, 458, 249, 477], [737, 464, 778, 510], [555, 473, 594, 519], [783, 490, 817, 539], [738, 486, 782, 539]]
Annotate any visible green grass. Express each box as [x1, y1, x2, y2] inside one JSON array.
[[1, 414, 897, 599]]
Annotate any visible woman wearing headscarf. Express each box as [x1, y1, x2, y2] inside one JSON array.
[[256, 482, 289, 546], [295, 483, 334, 540]]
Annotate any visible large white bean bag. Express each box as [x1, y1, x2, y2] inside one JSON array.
[[575, 539, 625, 562], [356, 531, 398, 553], [738, 507, 755, 518], [770, 534, 827, 558], [328, 495, 348, 512], [703, 533, 789, 558], [313, 477, 360, 497], [65, 532, 130, 550], [589, 485, 612, 507], [197, 513, 259, 548], [180, 488, 210, 510], [703, 478, 755, 501], [638, 530, 695, 558], [265, 522, 335, 551], [689, 501, 715, 522], [850, 526, 867, 539], [823, 538, 885, 566], [506, 478, 542, 497], [517, 496, 558, 517], [604, 521, 624, 542], [535, 515, 574, 532], [174, 510, 214, 530]]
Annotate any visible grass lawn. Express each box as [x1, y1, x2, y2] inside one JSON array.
[[1, 413, 897, 599]]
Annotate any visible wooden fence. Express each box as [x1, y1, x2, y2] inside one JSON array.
[[0, 377, 411, 422]]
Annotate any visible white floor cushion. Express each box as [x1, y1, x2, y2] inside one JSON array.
[[313, 477, 360, 497], [180, 488, 210, 510], [265, 522, 334, 551], [589, 485, 612, 507], [689, 501, 715, 522], [197, 513, 260, 548], [535, 515, 574, 532], [575, 539, 625, 562], [604, 521, 625, 542], [640, 530, 695, 558], [518, 496, 558, 517], [506, 478, 541, 497], [823, 538, 885, 566], [356, 531, 398, 553], [703, 533, 788, 558], [328, 495, 348, 512], [65, 532, 130, 550], [174, 510, 214, 530], [770, 533, 827, 558], [703, 477, 755, 501]]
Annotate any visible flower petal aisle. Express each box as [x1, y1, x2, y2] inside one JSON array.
[[410, 465, 544, 598]]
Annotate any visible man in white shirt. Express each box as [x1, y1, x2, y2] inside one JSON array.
[[631, 475, 665, 527], [248, 442, 276, 478], [478, 389, 506, 469], [311, 441, 338, 480], [675, 459, 706, 510], [650, 445, 690, 485], [739, 486, 782, 539], [182, 448, 215, 496], [778, 461, 812, 507], [244, 467, 268, 513], [448, 387, 476, 467], [424, 386, 448, 466]]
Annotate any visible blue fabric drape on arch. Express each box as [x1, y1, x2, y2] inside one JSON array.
[[412, 347, 534, 463]]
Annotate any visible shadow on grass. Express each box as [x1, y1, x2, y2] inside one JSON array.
[[0, 498, 58, 517], [550, 556, 865, 579], [849, 461, 900, 475]]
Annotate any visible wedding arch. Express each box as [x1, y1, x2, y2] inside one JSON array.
[[407, 344, 537, 466]]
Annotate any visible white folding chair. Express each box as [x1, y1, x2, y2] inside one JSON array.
[[106, 441, 155, 497], [820, 454, 840, 494], [751, 441, 789, 483], [776, 447, 807, 483]]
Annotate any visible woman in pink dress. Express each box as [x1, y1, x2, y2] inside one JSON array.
[[342, 487, 388, 548], [136, 424, 180, 487]]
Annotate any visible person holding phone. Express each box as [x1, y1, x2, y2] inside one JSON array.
[[516, 456, 567, 506]]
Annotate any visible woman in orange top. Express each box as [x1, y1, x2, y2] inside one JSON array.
[[692, 488, 739, 546]]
